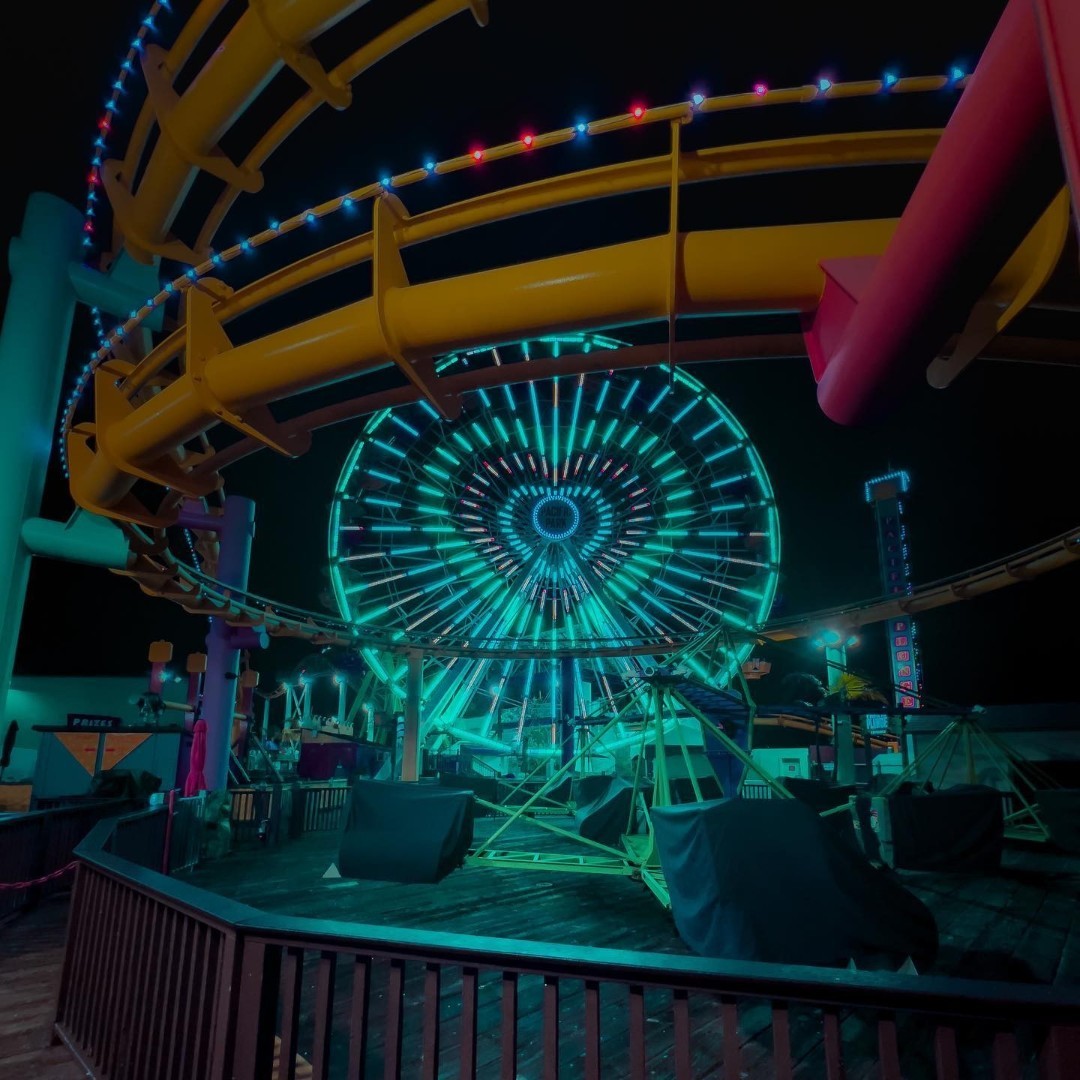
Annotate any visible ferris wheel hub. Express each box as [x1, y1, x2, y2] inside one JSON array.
[[531, 493, 581, 541]]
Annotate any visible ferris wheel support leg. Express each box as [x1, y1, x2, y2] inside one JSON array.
[[401, 650, 423, 782], [0, 193, 83, 728]]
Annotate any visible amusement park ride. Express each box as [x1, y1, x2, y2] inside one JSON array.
[[1, 0, 1079, 894]]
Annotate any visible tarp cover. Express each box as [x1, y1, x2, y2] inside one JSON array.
[[1034, 789, 1080, 853], [573, 775, 642, 846], [338, 780, 474, 884], [651, 798, 938, 968], [870, 786, 1004, 871]]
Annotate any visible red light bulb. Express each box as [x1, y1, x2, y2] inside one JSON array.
[[631, 104, 645, 119], [521, 134, 534, 148], [753, 83, 768, 97], [472, 149, 483, 162]]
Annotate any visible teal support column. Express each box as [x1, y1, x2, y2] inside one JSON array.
[[0, 193, 84, 725]]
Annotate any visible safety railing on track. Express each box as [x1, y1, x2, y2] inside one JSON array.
[[54, 807, 1080, 1079], [119, 520, 1080, 656]]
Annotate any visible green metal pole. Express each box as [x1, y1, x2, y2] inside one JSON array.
[[0, 193, 84, 726], [401, 649, 423, 781]]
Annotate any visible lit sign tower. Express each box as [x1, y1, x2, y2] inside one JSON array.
[[865, 470, 921, 709]]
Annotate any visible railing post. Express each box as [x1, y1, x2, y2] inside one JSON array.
[[1041, 1026, 1080, 1080], [208, 927, 245, 1079]]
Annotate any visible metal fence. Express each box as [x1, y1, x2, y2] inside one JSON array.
[[55, 810, 1080, 1080], [228, 783, 350, 848]]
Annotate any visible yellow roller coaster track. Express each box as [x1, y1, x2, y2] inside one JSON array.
[[67, 0, 1077, 653]]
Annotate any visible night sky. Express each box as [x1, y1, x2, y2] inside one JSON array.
[[2, 1, 1077, 707]]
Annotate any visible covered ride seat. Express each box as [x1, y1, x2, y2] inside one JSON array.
[[338, 779, 475, 884], [652, 798, 938, 969]]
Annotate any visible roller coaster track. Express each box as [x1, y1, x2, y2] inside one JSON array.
[[63, 0, 1078, 660], [116, 522, 1080, 658], [66, 1, 1075, 525]]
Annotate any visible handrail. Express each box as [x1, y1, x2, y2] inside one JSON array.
[[57, 805, 1080, 1079], [72, 809, 1080, 1020]]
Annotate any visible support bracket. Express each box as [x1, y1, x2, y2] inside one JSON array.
[[99, 159, 200, 265], [927, 188, 1071, 388], [186, 290, 312, 458], [142, 45, 264, 192], [68, 363, 221, 528], [249, 0, 352, 110], [372, 194, 461, 420], [667, 120, 684, 383]]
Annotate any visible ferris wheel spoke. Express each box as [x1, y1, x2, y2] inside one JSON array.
[[330, 335, 780, 722]]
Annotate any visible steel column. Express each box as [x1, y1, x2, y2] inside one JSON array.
[[193, 496, 257, 790], [0, 193, 83, 727], [814, 0, 1063, 423]]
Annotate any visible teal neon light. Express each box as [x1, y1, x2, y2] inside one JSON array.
[[328, 338, 779, 721]]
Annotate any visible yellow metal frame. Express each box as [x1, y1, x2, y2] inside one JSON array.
[[57, 0, 1076, 638]]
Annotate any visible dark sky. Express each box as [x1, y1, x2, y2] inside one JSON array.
[[3, 0, 1077, 705]]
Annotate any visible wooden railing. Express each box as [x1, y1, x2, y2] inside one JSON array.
[[55, 809, 1080, 1079], [0, 798, 133, 922]]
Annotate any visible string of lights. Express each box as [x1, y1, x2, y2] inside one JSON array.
[[59, 33, 969, 478]]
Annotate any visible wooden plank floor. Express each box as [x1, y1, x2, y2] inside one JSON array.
[[177, 818, 1080, 1079], [185, 817, 1080, 985], [0, 898, 87, 1078]]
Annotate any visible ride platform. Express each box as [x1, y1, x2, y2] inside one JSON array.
[[167, 813, 1080, 1075], [182, 816, 1080, 987]]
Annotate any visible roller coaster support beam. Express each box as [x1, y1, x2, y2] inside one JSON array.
[[0, 193, 83, 727], [21, 510, 131, 570], [401, 650, 423, 782], [67, 257, 165, 334], [179, 496, 259, 790], [812, 0, 1067, 424]]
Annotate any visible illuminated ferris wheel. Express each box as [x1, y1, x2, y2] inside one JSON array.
[[328, 336, 780, 734]]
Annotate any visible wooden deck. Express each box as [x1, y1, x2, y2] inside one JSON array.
[[177, 819, 1080, 1077], [0, 898, 87, 1078], [183, 816, 1080, 987], [1, 816, 1076, 1080]]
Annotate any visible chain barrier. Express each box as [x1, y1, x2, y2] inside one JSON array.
[[0, 860, 77, 891]]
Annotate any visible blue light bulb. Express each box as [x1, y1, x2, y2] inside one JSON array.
[[691, 92, 705, 106], [240, 239, 252, 251], [381, 176, 391, 187], [883, 72, 898, 87], [817, 77, 832, 92], [950, 66, 964, 81], [425, 161, 436, 172], [269, 219, 280, 230], [576, 122, 587, 133], [305, 213, 316, 225]]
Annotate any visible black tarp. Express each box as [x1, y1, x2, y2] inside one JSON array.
[[573, 775, 643, 846], [863, 786, 1004, 871], [651, 798, 938, 968], [783, 778, 859, 847], [1035, 789, 1080, 853], [338, 780, 474, 884]]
